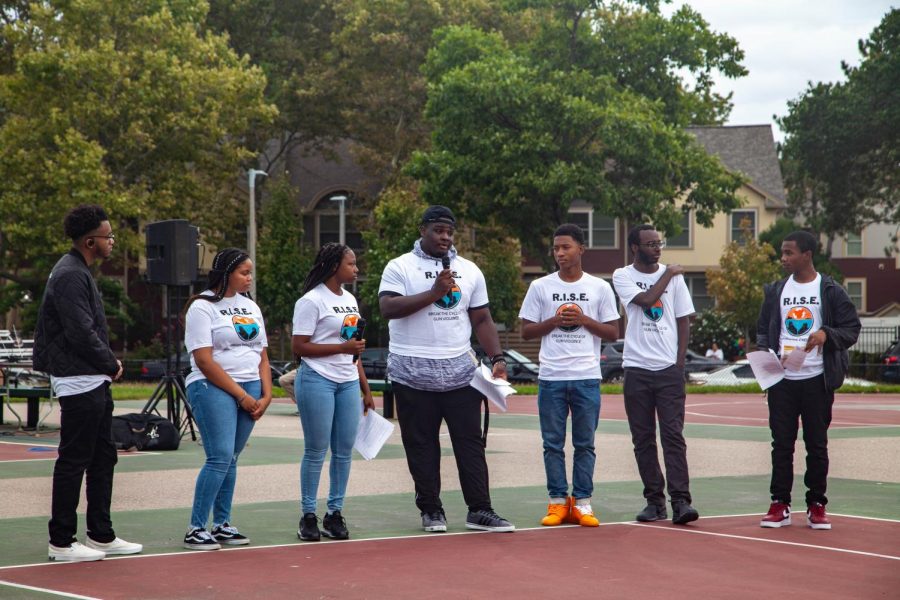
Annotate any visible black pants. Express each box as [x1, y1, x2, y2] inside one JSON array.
[[623, 366, 691, 506], [767, 374, 834, 506], [393, 382, 492, 514], [48, 382, 118, 546]]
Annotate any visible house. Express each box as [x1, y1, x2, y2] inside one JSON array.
[[827, 222, 900, 317]]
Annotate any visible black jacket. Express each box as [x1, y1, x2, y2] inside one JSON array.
[[32, 250, 119, 377], [756, 273, 861, 391]]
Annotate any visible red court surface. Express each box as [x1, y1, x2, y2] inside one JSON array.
[[504, 394, 900, 428], [0, 441, 155, 462], [1, 515, 896, 599]]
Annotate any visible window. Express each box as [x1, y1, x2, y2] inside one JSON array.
[[564, 209, 617, 248], [684, 275, 714, 311], [844, 279, 865, 312], [307, 192, 364, 252], [730, 210, 757, 245], [845, 232, 862, 257], [666, 211, 691, 248]]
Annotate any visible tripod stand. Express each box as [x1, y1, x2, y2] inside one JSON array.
[[141, 284, 196, 441]]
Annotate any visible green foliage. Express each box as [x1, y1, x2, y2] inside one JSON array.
[[690, 309, 743, 360], [778, 9, 900, 249], [256, 178, 310, 342], [705, 232, 782, 342], [359, 180, 427, 338], [0, 0, 276, 312], [470, 229, 525, 330], [410, 24, 745, 264]]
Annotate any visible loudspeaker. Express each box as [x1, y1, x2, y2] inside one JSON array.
[[145, 220, 199, 286]]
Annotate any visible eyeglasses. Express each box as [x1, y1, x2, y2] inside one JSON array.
[[87, 234, 116, 241], [638, 240, 665, 249]]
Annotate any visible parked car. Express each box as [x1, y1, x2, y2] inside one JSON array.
[[140, 352, 288, 387], [683, 349, 729, 378], [689, 360, 875, 387], [360, 347, 389, 381], [473, 347, 540, 383], [600, 341, 625, 383], [881, 340, 900, 383]]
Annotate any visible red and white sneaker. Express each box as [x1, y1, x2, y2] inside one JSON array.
[[760, 502, 791, 528], [806, 502, 832, 530]]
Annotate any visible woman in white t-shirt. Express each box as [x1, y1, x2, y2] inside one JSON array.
[[181, 248, 272, 551], [292, 243, 374, 542]]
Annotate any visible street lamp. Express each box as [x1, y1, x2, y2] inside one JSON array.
[[247, 169, 268, 298], [329, 194, 348, 246]]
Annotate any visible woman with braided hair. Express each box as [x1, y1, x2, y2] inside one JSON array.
[[293, 242, 374, 541], [181, 248, 272, 550]]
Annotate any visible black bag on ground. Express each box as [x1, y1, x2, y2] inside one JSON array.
[[111, 413, 180, 451]]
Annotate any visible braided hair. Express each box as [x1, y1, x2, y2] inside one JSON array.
[[301, 242, 350, 296], [183, 248, 251, 315]]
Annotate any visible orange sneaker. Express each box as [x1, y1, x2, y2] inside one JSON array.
[[570, 501, 600, 527], [541, 499, 570, 526]]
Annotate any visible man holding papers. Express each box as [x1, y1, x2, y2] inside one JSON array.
[[378, 205, 515, 534], [519, 224, 619, 527], [756, 231, 860, 530]]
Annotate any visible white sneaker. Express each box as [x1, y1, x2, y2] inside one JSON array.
[[85, 537, 143, 555], [48, 542, 105, 562]]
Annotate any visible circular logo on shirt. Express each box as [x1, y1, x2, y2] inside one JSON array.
[[232, 316, 259, 341], [434, 284, 462, 310], [643, 299, 664, 322], [340, 314, 361, 341], [556, 303, 583, 332], [785, 306, 814, 336]]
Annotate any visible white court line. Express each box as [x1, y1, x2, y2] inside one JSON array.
[[624, 522, 900, 562], [0, 441, 58, 448], [0, 451, 161, 464], [0, 580, 102, 599], [2, 512, 897, 572]]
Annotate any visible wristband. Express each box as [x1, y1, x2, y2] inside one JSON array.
[[490, 355, 507, 366]]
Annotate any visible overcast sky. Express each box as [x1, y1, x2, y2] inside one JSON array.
[[663, 1, 896, 141]]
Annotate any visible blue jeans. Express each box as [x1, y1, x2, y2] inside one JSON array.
[[537, 378, 601, 499], [186, 379, 259, 530], [296, 363, 361, 514]]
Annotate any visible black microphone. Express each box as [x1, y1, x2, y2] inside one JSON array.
[[352, 317, 367, 363], [441, 255, 451, 271]]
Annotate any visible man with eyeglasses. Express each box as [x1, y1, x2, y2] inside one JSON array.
[[33, 204, 142, 562], [612, 224, 699, 525]]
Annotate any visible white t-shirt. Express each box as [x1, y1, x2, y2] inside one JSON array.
[[184, 292, 268, 388], [705, 348, 724, 360], [292, 284, 361, 383], [379, 252, 488, 358], [51, 375, 110, 398], [518, 272, 619, 380], [779, 274, 825, 380], [612, 264, 695, 371]]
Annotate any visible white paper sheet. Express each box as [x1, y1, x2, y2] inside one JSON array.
[[746, 350, 785, 390], [353, 407, 395, 460], [470, 363, 517, 412], [782, 347, 808, 372]]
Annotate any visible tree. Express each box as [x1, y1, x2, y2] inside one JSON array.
[[467, 229, 525, 331], [409, 25, 745, 264], [255, 178, 310, 359], [358, 180, 426, 339], [0, 0, 275, 313], [705, 232, 782, 344], [758, 217, 843, 282], [690, 309, 742, 360], [778, 9, 899, 252]]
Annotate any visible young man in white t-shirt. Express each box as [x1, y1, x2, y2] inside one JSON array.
[[756, 231, 860, 530], [519, 224, 620, 527], [612, 224, 699, 525], [378, 205, 514, 533]]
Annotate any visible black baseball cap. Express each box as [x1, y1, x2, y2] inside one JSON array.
[[420, 205, 456, 227]]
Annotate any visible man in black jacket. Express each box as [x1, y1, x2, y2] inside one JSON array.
[[33, 205, 142, 562], [756, 230, 860, 531]]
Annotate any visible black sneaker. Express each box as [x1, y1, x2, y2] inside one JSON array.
[[421, 510, 448, 533], [635, 504, 667, 522], [211, 522, 250, 546], [184, 527, 221, 551], [298, 513, 320, 541], [465, 509, 515, 532], [322, 511, 350, 540], [672, 501, 700, 525]]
